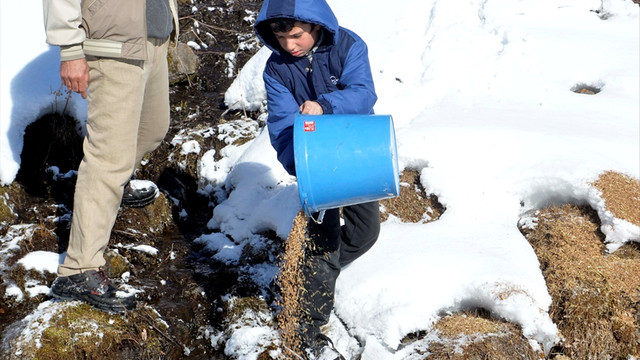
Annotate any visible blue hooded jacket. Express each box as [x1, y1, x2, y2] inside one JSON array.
[[254, 0, 377, 175]]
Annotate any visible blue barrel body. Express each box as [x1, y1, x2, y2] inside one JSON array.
[[294, 114, 400, 216]]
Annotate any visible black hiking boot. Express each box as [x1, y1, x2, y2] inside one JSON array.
[[50, 268, 136, 314], [122, 179, 159, 208]]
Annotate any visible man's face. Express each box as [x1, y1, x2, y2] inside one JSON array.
[[274, 22, 320, 57]]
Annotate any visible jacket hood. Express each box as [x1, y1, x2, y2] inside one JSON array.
[[254, 0, 339, 55]]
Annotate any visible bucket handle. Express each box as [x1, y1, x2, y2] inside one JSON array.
[[303, 200, 325, 224]]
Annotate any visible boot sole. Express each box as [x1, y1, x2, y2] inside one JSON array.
[[51, 288, 135, 314], [122, 188, 159, 208]]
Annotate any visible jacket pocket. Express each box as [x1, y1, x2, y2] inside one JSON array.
[[82, 0, 145, 45], [84, 0, 107, 17]]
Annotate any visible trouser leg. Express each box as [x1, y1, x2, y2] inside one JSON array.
[[301, 201, 380, 330], [302, 207, 341, 331], [339, 201, 380, 267], [136, 38, 170, 166], [58, 40, 170, 277]]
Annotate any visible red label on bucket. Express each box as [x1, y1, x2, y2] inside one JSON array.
[[303, 121, 316, 132]]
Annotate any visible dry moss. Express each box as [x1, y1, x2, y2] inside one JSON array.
[[380, 169, 445, 223], [0, 184, 28, 231], [521, 203, 640, 359], [2, 224, 57, 305], [215, 296, 276, 357], [0, 186, 16, 228], [104, 250, 134, 279], [9, 305, 166, 360], [114, 192, 174, 236], [228, 120, 259, 147], [225, 296, 271, 323], [26, 224, 58, 253]]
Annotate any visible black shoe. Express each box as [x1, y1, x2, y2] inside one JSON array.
[[51, 269, 136, 314], [303, 333, 345, 360], [122, 179, 159, 208]]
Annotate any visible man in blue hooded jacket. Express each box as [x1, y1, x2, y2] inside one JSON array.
[[255, 0, 380, 357]]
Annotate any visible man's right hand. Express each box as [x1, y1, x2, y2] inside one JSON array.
[[60, 58, 90, 99], [299, 100, 323, 115]]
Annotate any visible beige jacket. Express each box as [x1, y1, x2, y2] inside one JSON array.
[[43, 0, 179, 62]]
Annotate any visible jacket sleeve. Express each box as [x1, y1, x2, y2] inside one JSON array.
[[263, 69, 301, 176], [316, 39, 377, 115], [43, 0, 86, 61]]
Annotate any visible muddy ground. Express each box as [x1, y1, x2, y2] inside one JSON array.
[[1, 0, 639, 359]]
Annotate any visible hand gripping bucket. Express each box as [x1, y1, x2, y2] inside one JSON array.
[[294, 114, 400, 222]]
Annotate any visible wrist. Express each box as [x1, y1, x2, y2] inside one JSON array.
[[316, 98, 333, 114]]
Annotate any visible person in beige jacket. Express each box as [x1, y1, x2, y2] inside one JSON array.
[[43, 0, 179, 313]]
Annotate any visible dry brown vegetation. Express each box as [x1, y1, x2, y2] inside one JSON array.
[[426, 311, 540, 360], [380, 169, 445, 223], [592, 170, 640, 227], [385, 170, 640, 359], [4, 304, 169, 360], [519, 171, 640, 359]]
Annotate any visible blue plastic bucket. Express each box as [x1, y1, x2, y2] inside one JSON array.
[[294, 114, 400, 218]]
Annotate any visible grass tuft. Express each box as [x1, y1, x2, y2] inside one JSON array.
[[520, 176, 640, 360], [380, 169, 445, 223], [592, 170, 640, 227], [405, 310, 540, 360]]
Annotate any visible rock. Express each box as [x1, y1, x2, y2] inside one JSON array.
[[168, 41, 200, 84]]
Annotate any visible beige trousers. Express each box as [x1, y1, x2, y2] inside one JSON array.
[[58, 38, 170, 276]]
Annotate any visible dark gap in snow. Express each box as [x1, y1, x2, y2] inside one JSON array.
[[15, 112, 83, 198], [571, 83, 602, 95]]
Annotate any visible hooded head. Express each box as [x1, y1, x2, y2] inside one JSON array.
[[254, 0, 339, 56]]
